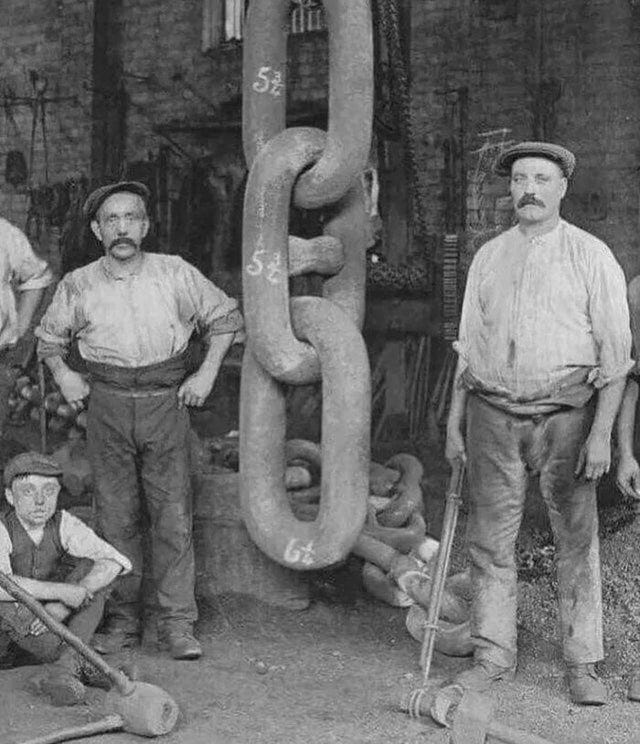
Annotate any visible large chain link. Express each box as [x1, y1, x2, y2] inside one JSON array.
[[239, 0, 374, 569]]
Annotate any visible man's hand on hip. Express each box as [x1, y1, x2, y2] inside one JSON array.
[[177, 370, 215, 409], [616, 454, 640, 500], [55, 368, 90, 410], [575, 432, 611, 481]]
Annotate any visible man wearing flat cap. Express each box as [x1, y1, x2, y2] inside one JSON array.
[[35, 181, 244, 660], [445, 142, 632, 704]]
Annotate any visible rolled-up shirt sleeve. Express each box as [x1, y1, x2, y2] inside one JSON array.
[[587, 245, 633, 387], [34, 276, 80, 359], [0, 522, 14, 575], [452, 250, 483, 374], [60, 511, 131, 574], [179, 261, 245, 345], [8, 226, 54, 292]]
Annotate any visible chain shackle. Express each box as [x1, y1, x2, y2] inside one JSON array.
[[240, 297, 371, 569], [243, 0, 373, 209]]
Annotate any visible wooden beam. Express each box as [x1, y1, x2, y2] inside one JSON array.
[[89, 0, 127, 185]]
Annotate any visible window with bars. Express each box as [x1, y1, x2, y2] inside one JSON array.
[[202, 0, 326, 51]]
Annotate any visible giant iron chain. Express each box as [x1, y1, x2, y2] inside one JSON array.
[[239, 0, 374, 569]]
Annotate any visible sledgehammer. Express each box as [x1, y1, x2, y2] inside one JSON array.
[[0, 571, 179, 739], [401, 684, 558, 744]]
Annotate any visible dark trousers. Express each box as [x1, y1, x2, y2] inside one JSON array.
[[465, 395, 603, 668], [87, 383, 196, 632], [0, 562, 107, 668], [0, 360, 16, 436]]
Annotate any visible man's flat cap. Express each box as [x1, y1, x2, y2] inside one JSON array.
[[83, 180, 151, 219], [495, 141, 576, 178], [4, 451, 63, 486]]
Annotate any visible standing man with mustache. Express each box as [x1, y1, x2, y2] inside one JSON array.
[[445, 142, 632, 705], [34, 181, 244, 660]]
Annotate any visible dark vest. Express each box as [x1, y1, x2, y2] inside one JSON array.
[[1, 510, 65, 580]]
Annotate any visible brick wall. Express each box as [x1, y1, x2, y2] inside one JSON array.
[[0, 0, 94, 229], [0, 1, 327, 263], [5, 1, 640, 277], [116, 1, 328, 163], [411, 0, 640, 278]]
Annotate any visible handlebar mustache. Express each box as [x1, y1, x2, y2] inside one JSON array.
[[108, 237, 137, 249], [517, 195, 545, 208]]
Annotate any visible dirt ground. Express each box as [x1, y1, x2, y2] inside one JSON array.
[[3, 582, 640, 744], [2, 413, 640, 744]]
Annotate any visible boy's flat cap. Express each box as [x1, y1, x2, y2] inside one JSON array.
[[4, 451, 63, 486]]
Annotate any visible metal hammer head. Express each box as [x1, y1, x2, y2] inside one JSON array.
[[105, 681, 180, 736], [432, 684, 492, 744]]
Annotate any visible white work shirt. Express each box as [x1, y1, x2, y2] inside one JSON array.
[[0, 218, 54, 350], [35, 253, 244, 367], [455, 220, 632, 403], [0, 509, 132, 576]]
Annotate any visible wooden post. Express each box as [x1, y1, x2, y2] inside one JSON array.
[[192, 470, 311, 610], [89, 0, 127, 185]]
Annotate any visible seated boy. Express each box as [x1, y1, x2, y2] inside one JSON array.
[[0, 451, 131, 705]]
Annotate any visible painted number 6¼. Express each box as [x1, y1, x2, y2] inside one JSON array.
[[283, 538, 315, 567]]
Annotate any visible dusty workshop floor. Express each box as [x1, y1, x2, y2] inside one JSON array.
[[2, 414, 640, 744], [2, 585, 640, 744]]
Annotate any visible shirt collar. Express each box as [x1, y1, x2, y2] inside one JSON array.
[[100, 252, 146, 281], [516, 218, 563, 246]]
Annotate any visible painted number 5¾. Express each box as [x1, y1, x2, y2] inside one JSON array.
[[252, 66, 284, 97]]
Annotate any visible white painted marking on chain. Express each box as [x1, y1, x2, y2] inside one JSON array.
[[252, 66, 284, 97], [283, 538, 315, 566], [246, 248, 267, 276], [266, 254, 283, 284], [269, 70, 284, 97]]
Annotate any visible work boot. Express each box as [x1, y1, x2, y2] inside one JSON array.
[[453, 659, 515, 692], [628, 670, 640, 702], [159, 624, 202, 660], [31, 664, 86, 707], [566, 663, 607, 706]]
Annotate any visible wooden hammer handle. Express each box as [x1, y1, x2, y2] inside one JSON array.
[[0, 571, 132, 695], [17, 714, 123, 744], [489, 720, 558, 744]]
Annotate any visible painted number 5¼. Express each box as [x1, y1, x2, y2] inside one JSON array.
[[283, 538, 315, 567], [246, 248, 266, 276]]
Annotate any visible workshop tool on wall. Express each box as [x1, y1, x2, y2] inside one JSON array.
[[402, 685, 558, 744], [405, 458, 465, 716], [0, 572, 179, 740], [27, 72, 50, 189], [38, 360, 47, 454], [239, 0, 374, 569]]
